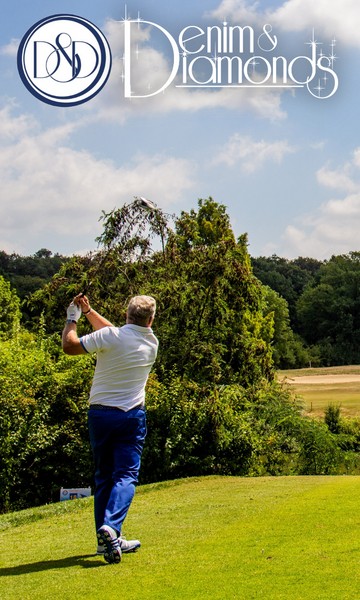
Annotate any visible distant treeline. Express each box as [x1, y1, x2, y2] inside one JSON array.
[[0, 249, 68, 300], [252, 252, 360, 367], [1, 247, 359, 369]]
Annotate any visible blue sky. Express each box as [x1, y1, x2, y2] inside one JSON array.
[[1, 0, 359, 259]]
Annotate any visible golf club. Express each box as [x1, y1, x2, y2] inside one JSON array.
[[138, 196, 157, 211]]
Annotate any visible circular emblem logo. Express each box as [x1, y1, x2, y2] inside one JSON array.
[[17, 14, 112, 107]]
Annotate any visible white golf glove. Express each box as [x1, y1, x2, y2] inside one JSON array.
[[66, 302, 82, 322]]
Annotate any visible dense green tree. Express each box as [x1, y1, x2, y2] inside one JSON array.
[[252, 255, 322, 331], [146, 199, 274, 385], [292, 256, 324, 277], [0, 329, 93, 512], [0, 249, 67, 302], [261, 286, 309, 369], [29, 199, 275, 386], [0, 275, 21, 338], [297, 252, 360, 364], [142, 376, 346, 480]]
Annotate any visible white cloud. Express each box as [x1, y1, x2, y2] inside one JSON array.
[[0, 103, 37, 140], [316, 149, 360, 192], [213, 134, 295, 172], [310, 141, 326, 151], [208, 0, 360, 46], [316, 166, 357, 193], [0, 38, 19, 56], [353, 148, 360, 168], [269, 0, 360, 46], [207, 0, 263, 25], [283, 205, 360, 258], [326, 193, 360, 217], [280, 148, 360, 258], [0, 104, 195, 254]]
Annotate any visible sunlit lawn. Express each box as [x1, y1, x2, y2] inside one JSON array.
[[279, 365, 360, 417], [1, 476, 360, 600], [296, 385, 360, 417]]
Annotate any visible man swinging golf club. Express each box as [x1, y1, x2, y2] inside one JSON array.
[[62, 293, 158, 564]]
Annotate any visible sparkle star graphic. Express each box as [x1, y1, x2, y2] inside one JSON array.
[[122, 5, 142, 25], [329, 51, 337, 66], [313, 79, 325, 97], [306, 29, 322, 51], [249, 57, 259, 74]]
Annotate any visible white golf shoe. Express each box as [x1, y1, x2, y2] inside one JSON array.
[[97, 534, 141, 556], [96, 525, 122, 564]]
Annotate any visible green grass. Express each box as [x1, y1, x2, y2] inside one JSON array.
[[279, 365, 360, 378], [1, 476, 360, 599], [278, 366, 360, 417], [295, 385, 360, 417]]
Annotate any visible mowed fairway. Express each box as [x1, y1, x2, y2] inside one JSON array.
[[1, 476, 360, 600], [279, 365, 360, 417]]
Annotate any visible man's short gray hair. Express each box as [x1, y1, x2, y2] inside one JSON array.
[[127, 295, 156, 326]]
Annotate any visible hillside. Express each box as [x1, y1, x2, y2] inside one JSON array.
[[1, 476, 360, 599]]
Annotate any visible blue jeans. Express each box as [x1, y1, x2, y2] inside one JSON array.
[[88, 406, 147, 535]]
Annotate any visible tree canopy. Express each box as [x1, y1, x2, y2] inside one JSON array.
[[297, 252, 360, 364], [0, 275, 21, 338], [30, 198, 275, 385]]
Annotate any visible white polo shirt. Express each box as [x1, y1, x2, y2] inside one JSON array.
[[80, 324, 158, 411]]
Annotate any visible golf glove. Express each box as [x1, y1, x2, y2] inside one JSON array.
[[66, 302, 82, 322]]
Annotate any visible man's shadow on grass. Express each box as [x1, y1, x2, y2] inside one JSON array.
[[0, 554, 108, 576]]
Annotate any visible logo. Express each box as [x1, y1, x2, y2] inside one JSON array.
[[123, 17, 338, 100], [17, 14, 112, 106]]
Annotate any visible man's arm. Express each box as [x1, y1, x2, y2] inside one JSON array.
[[62, 321, 86, 355], [62, 295, 115, 355], [77, 294, 114, 331]]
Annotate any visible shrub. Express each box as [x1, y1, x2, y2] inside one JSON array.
[[141, 376, 345, 482], [324, 403, 342, 434], [0, 330, 94, 512]]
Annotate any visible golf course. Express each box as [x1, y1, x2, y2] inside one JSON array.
[[1, 367, 360, 599], [1, 475, 360, 599], [279, 365, 360, 418]]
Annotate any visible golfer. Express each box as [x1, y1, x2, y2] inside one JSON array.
[[62, 293, 158, 564]]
